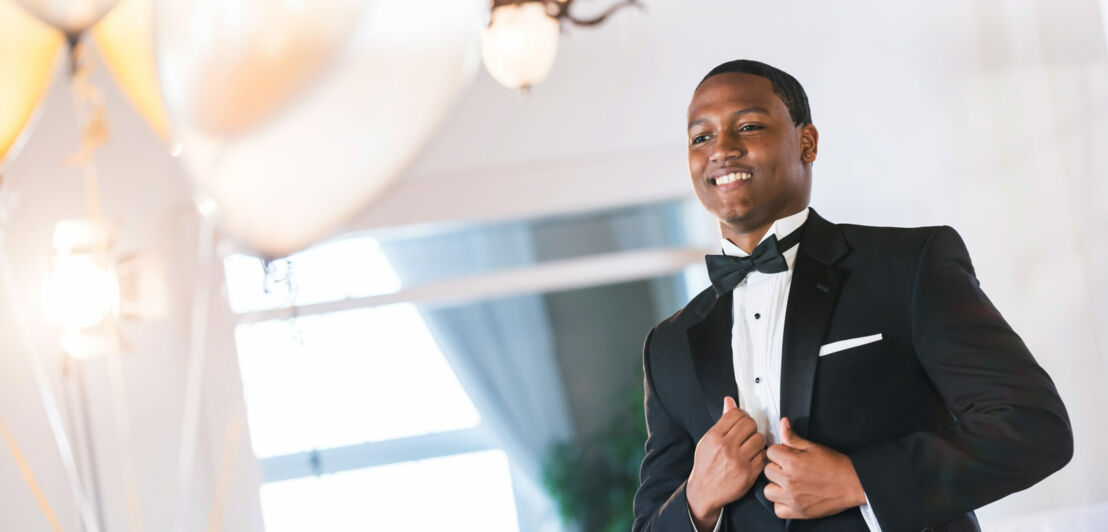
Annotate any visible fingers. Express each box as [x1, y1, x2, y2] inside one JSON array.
[[723, 396, 737, 413], [779, 417, 797, 446], [774, 502, 799, 519], [723, 414, 758, 440], [766, 443, 795, 466], [750, 448, 767, 468], [709, 403, 749, 435], [763, 481, 785, 503], [779, 417, 815, 450], [764, 483, 798, 519], [738, 430, 766, 458], [763, 460, 785, 485]]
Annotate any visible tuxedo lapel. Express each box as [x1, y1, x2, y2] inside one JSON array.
[[687, 291, 738, 423], [686, 291, 778, 517], [780, 209, 849, 438]]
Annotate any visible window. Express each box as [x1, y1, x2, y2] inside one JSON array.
[[225, 237, 520, 531], [259, 450, 518, 531], [224, 199, 707, 531]]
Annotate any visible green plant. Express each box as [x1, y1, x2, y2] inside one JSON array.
[[543, 383, 647, 532]]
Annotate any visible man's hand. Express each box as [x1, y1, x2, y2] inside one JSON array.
[[764, 417, 867, 519], [686, 397, 767, 530]]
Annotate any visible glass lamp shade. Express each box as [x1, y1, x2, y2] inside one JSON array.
[[481, 2, 560, 90], [60, 326, 117, 359], [45, 253, 120, 330], [45, 219, 119, 330], [52, 218, 113, 255]]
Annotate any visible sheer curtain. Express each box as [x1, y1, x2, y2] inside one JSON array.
[[379, 225, 574, 532]]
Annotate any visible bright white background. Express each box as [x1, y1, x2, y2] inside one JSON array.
[[0, 0, 1105, 530]]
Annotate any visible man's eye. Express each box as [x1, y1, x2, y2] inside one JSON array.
[[691, 134, 710, 145], [738, 124, 763, 132]]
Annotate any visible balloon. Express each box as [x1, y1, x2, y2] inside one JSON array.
[[0, 0, 63, 169], [155, 0, 483, 258], [163, 0, 364, 138], [13, 0, 119, 35], [91, 0, 171, 139]]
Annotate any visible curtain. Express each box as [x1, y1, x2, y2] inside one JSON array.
[[379, 224, 575, 532]]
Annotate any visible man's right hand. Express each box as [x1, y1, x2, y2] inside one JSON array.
[[686, 396, 767, 531]]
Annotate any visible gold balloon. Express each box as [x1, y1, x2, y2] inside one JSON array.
[[0, 0, 63, 168], [91, 0, 170, 139]]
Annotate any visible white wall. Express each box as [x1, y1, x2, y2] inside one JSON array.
[[0, 0, 1104, 530]]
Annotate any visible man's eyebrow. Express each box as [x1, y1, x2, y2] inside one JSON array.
[[687, 106, 771, 131]]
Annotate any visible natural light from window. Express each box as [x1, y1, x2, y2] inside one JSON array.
[[223, 236, 402, 314], [259, 450, 519, 532], [235, 304, 481, 458], [224, 234, 517, 531]]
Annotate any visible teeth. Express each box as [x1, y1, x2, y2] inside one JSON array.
[[714, 172, 752, 185]]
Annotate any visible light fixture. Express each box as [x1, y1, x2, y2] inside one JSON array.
[[43, 218, 168, 359], [44, 218, 120, 358], [45, 252, 118, 328], [481, 0, 642, 92]]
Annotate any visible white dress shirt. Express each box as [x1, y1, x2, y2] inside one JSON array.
[[689, 207, 882, 532]]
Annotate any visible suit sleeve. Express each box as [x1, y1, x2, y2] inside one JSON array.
[[632, 327, 699, 532], [849, 226, 1073, 531]]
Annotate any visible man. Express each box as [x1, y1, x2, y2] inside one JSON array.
[[631, 60, 1072, 531]]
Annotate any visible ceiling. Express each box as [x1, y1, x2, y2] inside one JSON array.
[[349, 0, 1107, 235]]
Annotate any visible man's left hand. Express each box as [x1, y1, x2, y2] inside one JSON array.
[[764, 417, 868, 519]]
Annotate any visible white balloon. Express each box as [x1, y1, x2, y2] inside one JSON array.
[[14, 0, 120, 35], [155, 0, 483, 258]]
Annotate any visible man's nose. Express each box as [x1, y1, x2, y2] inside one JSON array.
[[709, 131, 744, 164]]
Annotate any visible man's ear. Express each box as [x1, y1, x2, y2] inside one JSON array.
[[799, 123, 818, 164]]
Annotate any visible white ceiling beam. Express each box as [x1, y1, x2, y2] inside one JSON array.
[[235, 246, 705, 323]]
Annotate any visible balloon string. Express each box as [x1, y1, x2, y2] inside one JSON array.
[[66, 361, 108, 532], [67, 37, 109, 225], [66, 35, 126, 532], [66, 35, 118, 349], [106, 353, 145, 532], [0, 411, 65, 532], [172, 208, 217, 532], [205, 406, 246, 532], [0, 236, 101, 532]]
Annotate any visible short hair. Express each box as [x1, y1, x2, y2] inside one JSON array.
[[698, 60, 812, 126]]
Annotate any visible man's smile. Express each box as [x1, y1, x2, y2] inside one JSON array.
[[711, 170, 753, 186]]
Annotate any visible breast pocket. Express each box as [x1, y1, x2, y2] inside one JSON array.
[[818, 333, 883, 358], [811, 332, 900, 451]]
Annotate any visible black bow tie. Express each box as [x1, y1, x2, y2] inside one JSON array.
[[705, 225, 805, 295]]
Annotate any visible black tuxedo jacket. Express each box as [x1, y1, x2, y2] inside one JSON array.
[[632, 209, 1072, 532]]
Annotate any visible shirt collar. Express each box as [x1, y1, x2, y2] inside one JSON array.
[[720, 207, 809, 258]]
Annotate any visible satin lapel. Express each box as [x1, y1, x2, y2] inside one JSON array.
[[780, 209, 848, 438], [687, 291, 738, 424]]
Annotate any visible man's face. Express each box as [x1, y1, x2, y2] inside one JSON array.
[[686, 72, 817, 235]]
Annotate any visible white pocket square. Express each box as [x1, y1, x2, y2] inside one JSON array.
[[819, 333, 883, 357]]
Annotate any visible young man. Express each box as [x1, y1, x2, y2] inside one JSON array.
[[632, 60, 1072, 531]]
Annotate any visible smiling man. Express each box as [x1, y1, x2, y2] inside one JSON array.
[[631, 60, 1073, 531]]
